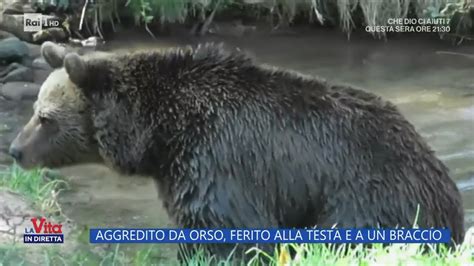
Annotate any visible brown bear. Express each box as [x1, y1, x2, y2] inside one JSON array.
[[9, 41, 465, 261]]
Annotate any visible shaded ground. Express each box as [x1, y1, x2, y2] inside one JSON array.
[[58, 165, 177, 261]]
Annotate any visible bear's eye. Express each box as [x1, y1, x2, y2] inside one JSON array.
[[38, 116, 53, 125]]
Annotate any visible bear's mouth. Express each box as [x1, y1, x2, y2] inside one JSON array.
[[9, 149, 61, 170], [10, 155, 42, 170]]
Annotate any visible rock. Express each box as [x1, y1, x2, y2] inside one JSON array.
[[0, 150, 13, 164], [0, 14, 34, 42], [3, 2, 24, 15], [0, 30, 15, 40], [0, 81, 40, 100], [32, 57, 51, 70], [2, 0, 35, 14], [33, 27, 68, 43], [81, 36, 105, 48], [33, 68, 51, 84], [0, 188, 39, 244], [0, 62, 33, 82], [0, 186, 77, 263], [0, 123, 11, 133], [0, 37, 29, 65], [0, 0, 18, 13], [25, 43, 41, 58]]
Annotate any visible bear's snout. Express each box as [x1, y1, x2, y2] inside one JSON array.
[[8, 117, 42, 169], [8, 144, 22, 162], [8, 132, 32, 169]]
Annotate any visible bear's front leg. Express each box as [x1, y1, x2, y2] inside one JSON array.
[[165, 179, 278, 263]]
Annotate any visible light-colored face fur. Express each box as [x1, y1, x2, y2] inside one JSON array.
[[9, 43, 101, 169]]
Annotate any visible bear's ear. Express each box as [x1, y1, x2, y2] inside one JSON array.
[[41, 41, 67, 68], [64, 53, 88, 87]]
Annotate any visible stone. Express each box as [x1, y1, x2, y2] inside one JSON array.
[[0, 62, 33, 82], [0, 150, 13, 164], [0, 37, 29, 65], [4, 1, 35, 14], [0, 188, 39, 244], [32, 27, 68, 43], [0, 14, 34, 42], [25, 43, 41, 59], [32, 57, 51, 70], [0, 124, 11, 133], [0, 186, 77, 262], [0, 0, 21, 13], [33, 68, 51, 84], [0, 81, 40, 100], [3, 2, 24, 15], [0, 30, 15, 40]]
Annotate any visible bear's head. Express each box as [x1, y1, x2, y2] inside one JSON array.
[[8, 42, 102, 169]]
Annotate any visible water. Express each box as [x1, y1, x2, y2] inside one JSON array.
[[0, 29, 473, 257]]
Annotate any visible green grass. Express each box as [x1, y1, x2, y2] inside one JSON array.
[[0, 243, 178, 266], [0, 164, 68, 215], [0, 242, 472, 266], [51, 0, 473, 40], [262, 243, 473, 266], [0, 166, 472, 265]]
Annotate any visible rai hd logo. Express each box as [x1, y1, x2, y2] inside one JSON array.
[[23, 13, 42, 32], [23, 217, 64, 244], [23, 13, 60, 32]]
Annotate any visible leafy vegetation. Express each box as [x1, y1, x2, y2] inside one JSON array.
[[0, 164, 67, 215], [0, 241, 472, 265], [33, 0, 473, 40], [0, 165, 472, 265], [0, 166, 472, 264]]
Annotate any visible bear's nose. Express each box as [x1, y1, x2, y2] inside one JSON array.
[[8, 146, 22, 162]]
